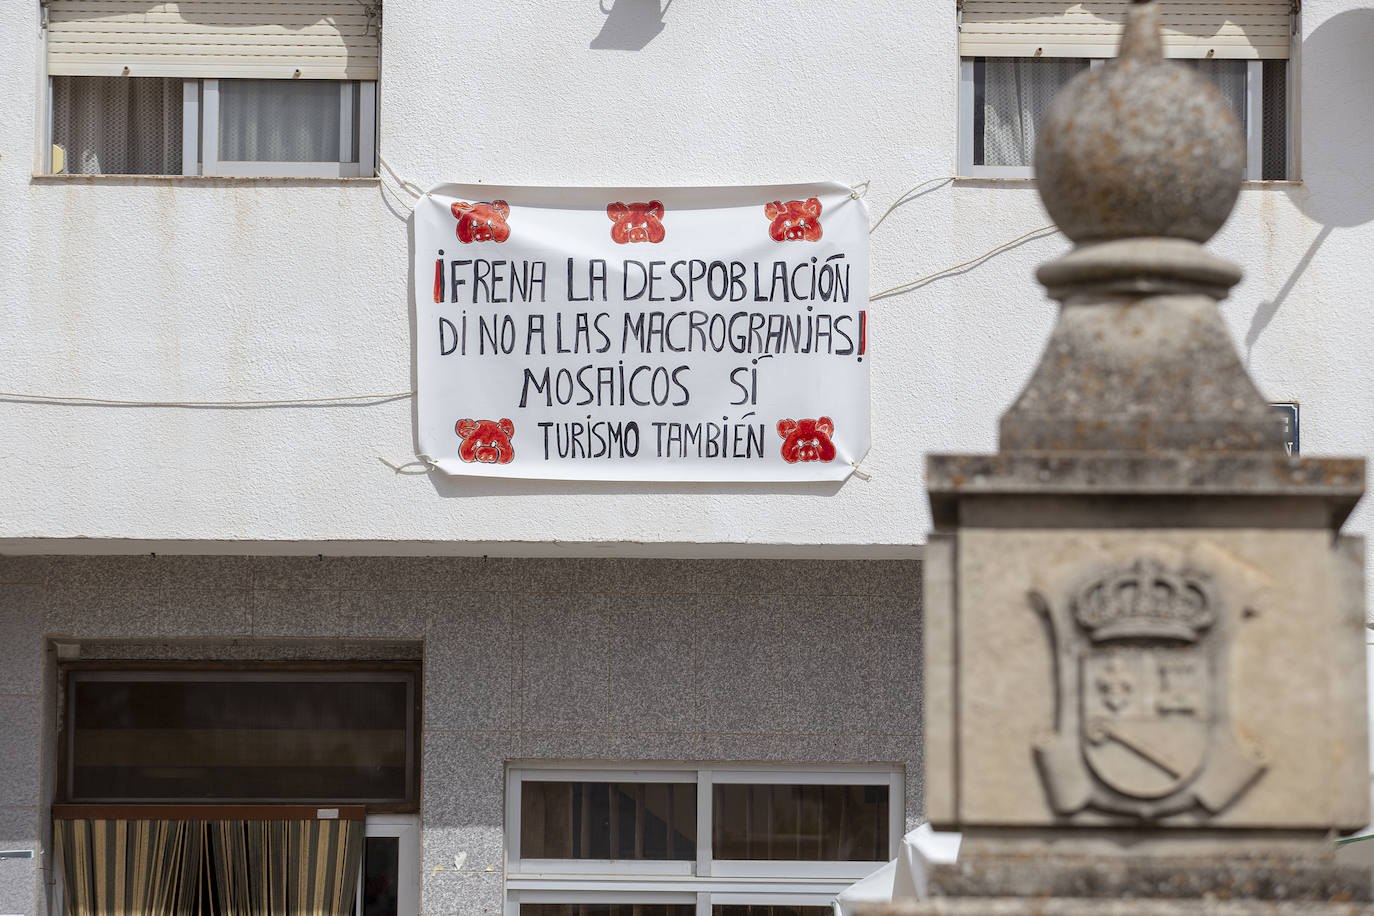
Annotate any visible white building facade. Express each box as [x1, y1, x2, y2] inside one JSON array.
[[1, 0, 1371, 913]]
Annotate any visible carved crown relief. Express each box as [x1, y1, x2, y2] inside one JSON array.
[[1030, 558, 1266, 821]]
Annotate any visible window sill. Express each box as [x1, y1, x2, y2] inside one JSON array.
[[953, 175, 1305, 187], [31, 173, 380, 185]]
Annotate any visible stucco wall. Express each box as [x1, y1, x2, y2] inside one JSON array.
[[3, 0, 1371, 556], [0, 555, 922, 916]]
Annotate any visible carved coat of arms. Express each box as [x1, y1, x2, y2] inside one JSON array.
[[1030, 559, 1265, 820]]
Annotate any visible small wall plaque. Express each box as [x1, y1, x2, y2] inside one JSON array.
[[1271, 402, 1299, 455]]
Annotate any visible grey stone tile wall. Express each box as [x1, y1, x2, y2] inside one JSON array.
[[0, 555, 922, 916], [0, 807, 38, 916], [0, 568, 44, 916]]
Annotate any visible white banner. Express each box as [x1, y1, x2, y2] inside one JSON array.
[[414, 182, 870, 481]]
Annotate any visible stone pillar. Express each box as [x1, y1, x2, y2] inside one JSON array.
[[909, 0, 1371, 909]]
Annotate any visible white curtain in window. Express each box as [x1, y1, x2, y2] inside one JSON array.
[[1191, 60, 1247, 133], [980, 58, 1087, 167], [51, 77, 182, 175], [218, 80, 344, 162]]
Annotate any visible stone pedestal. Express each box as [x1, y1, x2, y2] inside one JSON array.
[[925, 455, 1368, 833], [904, 0, 1370, 907], [919, 456, 1370, 907]]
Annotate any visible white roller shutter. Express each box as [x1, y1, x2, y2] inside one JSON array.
[[958, 0, 1290, 59], [47, 0, 380, 79]]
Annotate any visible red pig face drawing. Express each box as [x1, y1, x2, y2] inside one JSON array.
[[777, 417, 837, 463], [607, 201, 666, 244], [452, 200, 511, 243], [765, 198, 823, 242], [455, 418, 516, 464]]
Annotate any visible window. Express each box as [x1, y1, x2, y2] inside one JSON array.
[[63, 670, 417, 804], [43, 0, 379, 176], [957, 0, 1293, 178], [54, 667, 419, 916], [505, 764, 904, 916]]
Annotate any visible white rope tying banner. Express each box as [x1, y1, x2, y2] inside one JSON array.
[[868, 177, 955, 235], [377, 154, 423, 212], [862, 175, 1058, 298], [872, 223, 1057, 300]]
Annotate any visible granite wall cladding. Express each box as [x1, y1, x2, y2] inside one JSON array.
[[0, 555, 923, 916]]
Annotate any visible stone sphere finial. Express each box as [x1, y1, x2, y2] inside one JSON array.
[[1033, 0, 1245, 243]]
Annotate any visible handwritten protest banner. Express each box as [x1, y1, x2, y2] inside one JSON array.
[[415, 183, 870, 481]]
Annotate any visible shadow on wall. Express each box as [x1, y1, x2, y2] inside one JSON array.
[[591, 0, 671, 50], [1242, 7, 1374, 358]]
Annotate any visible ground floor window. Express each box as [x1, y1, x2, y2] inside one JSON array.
[[54, 665, 420, 915], [505, 764, 903, 916]]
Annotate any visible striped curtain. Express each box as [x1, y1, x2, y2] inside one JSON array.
[[207, 819, 361, 916], [57, 818, 360, 916], [56, 819, 202, 916]]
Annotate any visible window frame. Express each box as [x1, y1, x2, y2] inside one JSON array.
[[506, 888, 839, 916], [359, 813, 421, 916], [504, 762, 905, 916], [957, 56, 1289, 180], [45, 76, 377, 178]]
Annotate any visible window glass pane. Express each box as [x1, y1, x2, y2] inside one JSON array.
[[520, 907, 694, 916], [1261, 60, 1288, 180], [974, 57, 1088, 167], [51, 76, 183, 175], [364, 835, 400, 916], [713, 908, 832, 916], [713, 784, 888, 861], [218, 79, 343, 162], [521, 781, 696, 859], [69, 674, 413, 802]]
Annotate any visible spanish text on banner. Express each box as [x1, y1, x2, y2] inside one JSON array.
[[414, 182, 871, 482]]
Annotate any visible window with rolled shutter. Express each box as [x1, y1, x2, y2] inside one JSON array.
[[957, 0, 1292, 178], [43, 0, 379, 176]]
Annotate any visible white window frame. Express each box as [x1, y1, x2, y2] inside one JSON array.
[[507, 888, 839, 916], [359, 814, 420, 916], [957, 57, 1286, 180], [504, 762, 904, 916], [47, 76, 376, 178], [201, 78, 376, 177]]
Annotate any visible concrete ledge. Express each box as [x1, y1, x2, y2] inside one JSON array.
[[860, 901, 1373, 915], [927, 453, 1365, 529]]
